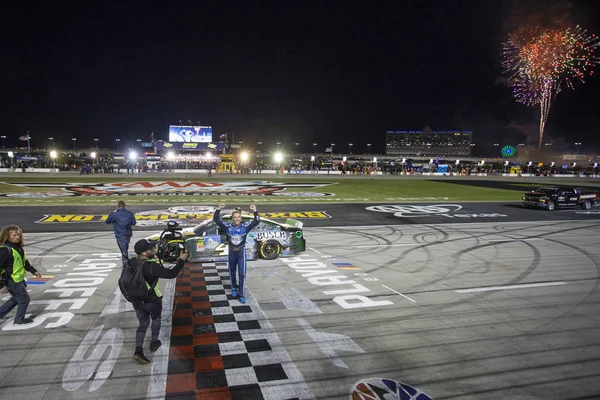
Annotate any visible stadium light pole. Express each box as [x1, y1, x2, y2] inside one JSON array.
[[91, 151, 96, 172], [0, 135, 5, 148], [575, 142, 582, 154], [115, 138, 121, 152], [93, 138, 98, 149], [330, 143, 335, 171], [367, 143, 371, 155], [313, 142, 317, 154], [349, 143, 353, 154], [48, 137, 54, 149], [71, 137, 76, 151], [50, 150, 57, 171]]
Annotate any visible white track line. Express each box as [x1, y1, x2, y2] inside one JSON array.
[[455, 281, 567, 293], [382, 284, 416, 302]]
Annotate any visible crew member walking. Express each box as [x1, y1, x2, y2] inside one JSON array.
[[0, 225, 42, 325], [106, 200, 136, 263]]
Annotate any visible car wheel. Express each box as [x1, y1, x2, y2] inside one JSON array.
[[581, 200, 591, 210], [259, 240, 281, 260], [546, 201, 555, 211]]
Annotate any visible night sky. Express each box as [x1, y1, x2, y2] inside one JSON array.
[[2, 0, 599, 156]]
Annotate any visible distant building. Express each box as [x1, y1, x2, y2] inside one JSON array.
[[385, 126, 473, 157]]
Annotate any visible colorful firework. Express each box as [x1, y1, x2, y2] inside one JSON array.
[[502, 25, 599, 148]]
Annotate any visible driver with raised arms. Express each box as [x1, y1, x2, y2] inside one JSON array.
[[213, 204, 260, 304]]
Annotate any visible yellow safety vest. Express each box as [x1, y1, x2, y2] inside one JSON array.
[[8, 247, 27, 283], [147, 258, 162, 298]]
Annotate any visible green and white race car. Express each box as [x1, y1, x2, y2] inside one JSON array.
[[146, 212, 306, 262]]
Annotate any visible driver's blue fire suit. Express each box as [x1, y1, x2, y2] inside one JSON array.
[[213, 209, 260, 297]]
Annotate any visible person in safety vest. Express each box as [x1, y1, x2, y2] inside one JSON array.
[[129, 238, 188, 365], [213, 204, 260, 304], [0, 225, 42, 325], [106, 200, 137, 264]]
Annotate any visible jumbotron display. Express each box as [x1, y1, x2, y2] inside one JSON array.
[[168, 125, 213, 143]]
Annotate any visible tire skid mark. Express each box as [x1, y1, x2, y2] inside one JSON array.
[[374, 221, 600, 277], [308, 226, 396, 259], [520, 237, 600, 334], [27, 233, 113, 262], [407, 227, 486, 291], [390, 223, 600, 326]]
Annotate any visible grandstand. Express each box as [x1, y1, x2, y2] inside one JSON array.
[[385, 126, 473, 157]]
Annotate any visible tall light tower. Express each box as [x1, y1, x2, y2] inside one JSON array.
[[330, 143, 335, 170], [71, 137, 77, 151], [50, 150, 57, 171]]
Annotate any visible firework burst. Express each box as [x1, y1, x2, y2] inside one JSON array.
[[502, 25, 599, 148]]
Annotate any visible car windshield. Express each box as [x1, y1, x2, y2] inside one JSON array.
[[193, 214, 259, 235], [193, 219, 213, 235], [532, 188, 556, 194]]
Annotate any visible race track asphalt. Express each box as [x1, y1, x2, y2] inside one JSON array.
[[2, 175, 600, 399], [5, 201, 600, 234]]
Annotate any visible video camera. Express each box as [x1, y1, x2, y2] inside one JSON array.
[[156, 220, 187, 262]]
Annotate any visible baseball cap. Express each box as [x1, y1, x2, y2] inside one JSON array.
[[134, 239, 154, 255]]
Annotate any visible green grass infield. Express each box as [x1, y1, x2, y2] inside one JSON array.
[[0, 174, 538, 206]]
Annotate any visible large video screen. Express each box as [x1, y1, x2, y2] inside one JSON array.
[[169, 125, 213, 143]]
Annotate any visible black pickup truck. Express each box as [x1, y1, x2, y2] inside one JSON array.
[[522, 187, 600, 211]]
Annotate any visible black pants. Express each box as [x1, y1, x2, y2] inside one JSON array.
[[0, 280, 30, 323], [133, 298, 162, 349]]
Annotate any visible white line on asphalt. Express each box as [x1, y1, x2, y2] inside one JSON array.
[[382, 284, 416, 302], [352, 243, 421, 248], [26, 254, 74, 258], [487, 238, 545, 242], [455, 281, 567, 293], [65, 254, 78, 263], [308, 247, 323, 254]]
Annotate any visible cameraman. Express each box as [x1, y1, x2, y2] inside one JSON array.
[[129, 239, 189, 365]]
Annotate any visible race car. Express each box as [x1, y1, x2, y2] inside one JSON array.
[[145, 212, 306, 262]]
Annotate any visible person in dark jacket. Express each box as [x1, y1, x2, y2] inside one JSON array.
[[213, 204, 259, 304], [106, 200, 136, 263], [129, 238, 188, 365], [0, 225, 42, 325]]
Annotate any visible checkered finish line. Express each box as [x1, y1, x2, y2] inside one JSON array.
[[166, 261, 313, 400]]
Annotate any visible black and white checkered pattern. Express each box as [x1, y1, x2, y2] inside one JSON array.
[[202, 262, 313, 400]]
